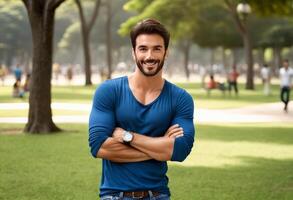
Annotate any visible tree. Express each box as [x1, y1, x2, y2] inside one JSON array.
[[247, 0, 293, 70], [259, 23, 293, 70], [224, 0, 255, 89], [105, 0, 113, 79], [75, 0, 101, 85], [21, 0, 66, 133]]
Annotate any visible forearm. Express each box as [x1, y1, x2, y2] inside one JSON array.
[[97, 137, 152, 162], [130, 133, 175, 161]]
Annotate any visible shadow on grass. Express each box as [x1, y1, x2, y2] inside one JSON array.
[[197, 125, 293, 145]]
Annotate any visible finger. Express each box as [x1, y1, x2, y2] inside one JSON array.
[[166, 125, 181, 135], [166, 127, 183, 136], [175, 134, 184, 138], [166, 128, 182, 137], [166, 124, 179, 132], [168, 130, 184, 138]]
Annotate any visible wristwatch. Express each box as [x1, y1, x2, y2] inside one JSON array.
[[123, 131, 133, 144]]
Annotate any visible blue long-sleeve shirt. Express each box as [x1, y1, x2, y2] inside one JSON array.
[[89, 76, 195, 196]]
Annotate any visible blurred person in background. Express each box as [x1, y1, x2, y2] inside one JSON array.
[[0, 65, 7, 85], [12, 79, 24, 98], [227, 64, 239, 96], [279, 59, 293, 112], [260, 64, 271, 96], [13, 63, 23, 81]]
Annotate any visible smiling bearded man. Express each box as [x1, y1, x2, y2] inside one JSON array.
[[89, 19, 196, 200]]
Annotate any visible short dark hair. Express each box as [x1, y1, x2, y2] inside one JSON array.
[[130, 18, 170, 50], [283, 59, 289, 63]]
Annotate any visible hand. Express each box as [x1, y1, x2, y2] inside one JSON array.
[[164, 124, 184, 138], [112, 127, 125, 143]]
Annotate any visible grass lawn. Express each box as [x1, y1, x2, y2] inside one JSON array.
[[176, 82, 281, 109], [0, 109, 88, 117], [0, 85, 96, 104], [0, 123, 292, 200], [0, 82, 281, 109]]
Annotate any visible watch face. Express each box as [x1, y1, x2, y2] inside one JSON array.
[[123, 131, 133, 142]]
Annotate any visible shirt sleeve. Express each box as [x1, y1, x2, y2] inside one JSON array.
[[88, 81, 116, 158], [171, 90, 195, 162]]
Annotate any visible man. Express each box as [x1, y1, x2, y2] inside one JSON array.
[[279, 59, 293, 112], [227, 64, 239, 96], [260, 64, 271, 96], [13, 63, 22, 81], [89, 19, 195, 200]]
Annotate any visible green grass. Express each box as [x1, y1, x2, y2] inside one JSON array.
[[0, 82, 282, 109], [0, 85, 96, 103], [1, 123, 292, 200], [0, 109, 88, 117], [176, 82, 281, 109]]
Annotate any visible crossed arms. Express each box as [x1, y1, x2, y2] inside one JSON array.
[[88, 82, 195, 163], [97, 125, 184, 162]]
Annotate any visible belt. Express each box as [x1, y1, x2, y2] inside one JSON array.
[[123, 191, 160, 198]]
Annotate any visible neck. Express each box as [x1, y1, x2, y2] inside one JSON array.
[[129, 68, 164, 91]]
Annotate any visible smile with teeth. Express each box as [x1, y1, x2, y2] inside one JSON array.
[[143, 60, 158, 66]]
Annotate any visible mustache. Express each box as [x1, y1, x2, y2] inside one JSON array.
[[142, 59, 160, 64]]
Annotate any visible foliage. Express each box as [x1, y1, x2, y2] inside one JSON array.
[[120, 0, 293, 50], [0, 2, 32, 63], [248, 0, 293, 16], [259, 23, 293, 48], [56, 22, 81, 63]]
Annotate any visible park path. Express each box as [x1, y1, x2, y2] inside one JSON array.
[[0, 102, 292, 124]]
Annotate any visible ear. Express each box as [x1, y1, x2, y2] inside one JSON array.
[[132, 49, 136, 60], [164, 49, 169, 60]]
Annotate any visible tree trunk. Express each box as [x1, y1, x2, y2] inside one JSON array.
[[210, 48, 215, 66], [75, 0, 101, 85], [183, 42, 191, 80], [76, 0, 92, 85], [106, 0, 113, 80], [222, 47, 227, 69], [243, 32, 254, 90], [23, 1, 61, 133], [274, 47, 282, 69], [258, 47, 265, 66], [82, 30, 92, 85], [232, 48, 238, 67], [5, 48, 14, 69]]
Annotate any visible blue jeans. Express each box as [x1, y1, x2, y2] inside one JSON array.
[[100, 191, 170, 200]]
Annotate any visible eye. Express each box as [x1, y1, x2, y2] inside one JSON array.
[[154, 47, 162, 52], [138, 47, 147, 52]]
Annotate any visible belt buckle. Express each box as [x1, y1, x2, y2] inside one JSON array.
[[132, 191, 144, 199]]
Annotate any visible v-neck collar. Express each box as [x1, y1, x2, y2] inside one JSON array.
[[125, 76, 167, 107]]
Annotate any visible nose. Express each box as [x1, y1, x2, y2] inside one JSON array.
[[146, 50, 154, 60]]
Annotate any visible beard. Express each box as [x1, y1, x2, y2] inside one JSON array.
[[135, 54, 166, 77]]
